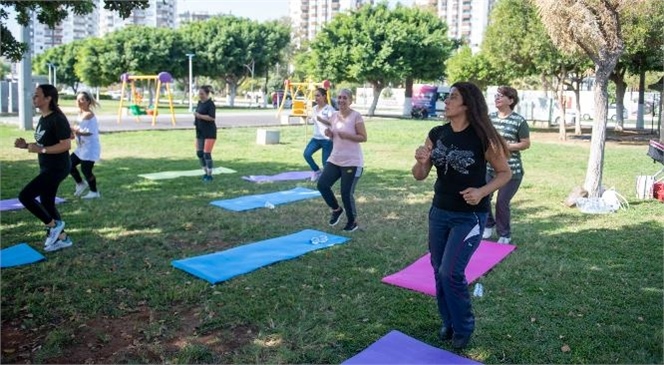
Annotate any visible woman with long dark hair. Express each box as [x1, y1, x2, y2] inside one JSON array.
[[411, 82, 511, 349], [14, 84, 73, 252]]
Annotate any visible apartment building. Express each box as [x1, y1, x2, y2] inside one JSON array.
[[289, 0, 374, 44], [414, 0, 496, 52], [28, 0, 176, 56]]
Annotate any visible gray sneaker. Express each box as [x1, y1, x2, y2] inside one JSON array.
[[45, 236, 73, 252]]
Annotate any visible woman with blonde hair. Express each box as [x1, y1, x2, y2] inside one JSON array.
[[70, 90, 102, 199]]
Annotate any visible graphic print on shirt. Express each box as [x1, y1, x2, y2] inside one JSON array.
[[34, 123, 46, 144], [430, 139, 475, 175]]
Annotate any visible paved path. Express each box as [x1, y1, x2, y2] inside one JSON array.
[[0, 107, 406, 133]]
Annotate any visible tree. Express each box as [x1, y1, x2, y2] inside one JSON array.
[[33, 40, 85, 93], [609, 0, 664, 131], [445, 46, 505, 89], [1, 1, 149, 62], [180, 16, 289, 106], [534, 0, 625, 198], [308, 2, 453, 116]]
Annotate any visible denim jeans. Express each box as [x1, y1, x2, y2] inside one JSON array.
[[303, 138, 332, 172], [485, 175, 522, 238], [428, 205, 487, 336]]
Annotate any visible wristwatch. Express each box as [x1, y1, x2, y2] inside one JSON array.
[[40, 147, 46, 154]]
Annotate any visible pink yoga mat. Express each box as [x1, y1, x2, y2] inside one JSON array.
[[381, 241, 516, 296]]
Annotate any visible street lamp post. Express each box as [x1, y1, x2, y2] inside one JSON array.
[[185, 53, 195, 112]]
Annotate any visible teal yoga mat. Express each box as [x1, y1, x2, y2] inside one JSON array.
[[1, 243, 46, 268], [210, 187, 321, 211], [138, 167, 236, 180], [172, 229, 350, 284]]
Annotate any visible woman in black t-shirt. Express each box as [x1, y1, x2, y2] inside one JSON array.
[[193, 85, 217, 182], [14, 84, 73, 252], [411, 82, 512, 349]]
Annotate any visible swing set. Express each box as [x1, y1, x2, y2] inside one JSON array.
[[276, 79, 332, 123], [117, 72, 176, 126]]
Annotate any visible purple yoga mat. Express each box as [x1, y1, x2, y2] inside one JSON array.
[[381, 241, 516, 296], [342, 330, 482, 364], [241, 170, 311, 183], [0, 197, 66, 212]]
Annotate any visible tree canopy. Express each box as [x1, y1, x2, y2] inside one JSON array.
[[1, 0, 149, 62]]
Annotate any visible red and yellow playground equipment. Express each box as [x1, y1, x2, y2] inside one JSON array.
[[117, 72, 176, 126], [276, 79, 332, 125]]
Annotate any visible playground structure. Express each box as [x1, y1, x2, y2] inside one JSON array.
[[276, 79, 332, 125], [117, 72, 176, 126]]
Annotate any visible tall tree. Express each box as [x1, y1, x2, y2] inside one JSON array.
[[180, 15, 289, 106], [445, 46, 506, 89], [534, 0, 625, 198], [33, 39, 85, 93], [1, 1, 149, 62], [609, 0, 664, 131], [307, 2, 452, 116]]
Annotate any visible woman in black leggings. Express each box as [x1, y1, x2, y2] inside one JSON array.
[[14, 84, 73, 252]]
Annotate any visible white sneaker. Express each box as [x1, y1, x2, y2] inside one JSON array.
[[44, 220, 65, 247], [82, 191, 100, 199], [45, 236, 73, 252], [482, 227, 493, 239], [74, 182, 88, 196], [310, 171, 322, 182], [497, 236, 511, 244]]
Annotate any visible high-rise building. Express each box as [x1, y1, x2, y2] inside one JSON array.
[[99, 0, 177, 36], [28, 0, 177, 56], [289, 0, 374, 45], [414, 0, 496, 52], [177, 11, 213, 27]]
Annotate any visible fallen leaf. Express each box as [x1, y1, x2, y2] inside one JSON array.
[[561, 344, 571, 352], [530, 317, 537, 322]]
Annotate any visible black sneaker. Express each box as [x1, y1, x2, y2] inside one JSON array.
[[328, 208, 344, 226], [343, 221, 358, 232]]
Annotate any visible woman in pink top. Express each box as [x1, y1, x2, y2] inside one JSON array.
[[316, 89, 367, 232]]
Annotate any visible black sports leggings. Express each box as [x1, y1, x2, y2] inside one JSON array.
[[70, 153, 97, 192], [18, 167, 69, 225]]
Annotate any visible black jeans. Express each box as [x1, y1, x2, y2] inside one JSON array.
[[18, 166, 69, 225], [316, 162, 362, 223]]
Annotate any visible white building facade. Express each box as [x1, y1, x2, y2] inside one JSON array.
[[289, 0, 374, 44]]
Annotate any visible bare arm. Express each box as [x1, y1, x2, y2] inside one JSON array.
[[459, 145, 511, 205], [508, 137, 530, 152], [412, 137, 433, 181], [26, 139, 71, 154]]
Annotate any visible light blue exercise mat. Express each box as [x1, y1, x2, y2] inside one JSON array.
[[0, 243, 46, 268], [210, 187, 321, 212], [138, 167, 236, 180], [171, 229, 350, 284]]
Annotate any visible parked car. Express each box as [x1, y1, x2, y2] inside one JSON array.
[[608, 104, 628, 120]]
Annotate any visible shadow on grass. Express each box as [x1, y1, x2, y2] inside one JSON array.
[[1, 156, 662, 364]]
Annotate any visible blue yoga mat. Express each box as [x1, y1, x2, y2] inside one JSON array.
[[1, 243, 46, 268], [172, 229, 350, 284], [343, 330, 482, 365], [210, 187, 321, 212]]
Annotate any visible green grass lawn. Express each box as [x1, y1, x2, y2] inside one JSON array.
[[1, 120, 662, 364]]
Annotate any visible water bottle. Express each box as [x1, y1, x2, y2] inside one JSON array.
[[264, 202, 275, 209], [310, 235, 328, 245], [473, 283, 484, 297]]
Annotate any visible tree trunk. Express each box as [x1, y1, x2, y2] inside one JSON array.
[[614, 78, 627, 131], [557, 88, 567, 141], [227, 82, 237, 107], [403, 77, 413, 117], [573, 85, 582, 135], [367, 83, 383, 116], [636, 66, 645, 129], [584, 66, 612, 198]]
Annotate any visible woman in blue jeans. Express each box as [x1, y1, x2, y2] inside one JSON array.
[[303, 87, 335, 182], [412, 82, 511, 349]]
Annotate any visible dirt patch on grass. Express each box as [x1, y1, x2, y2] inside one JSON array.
[[531, 127, 658, 145], [1, 305, 258, 364]]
